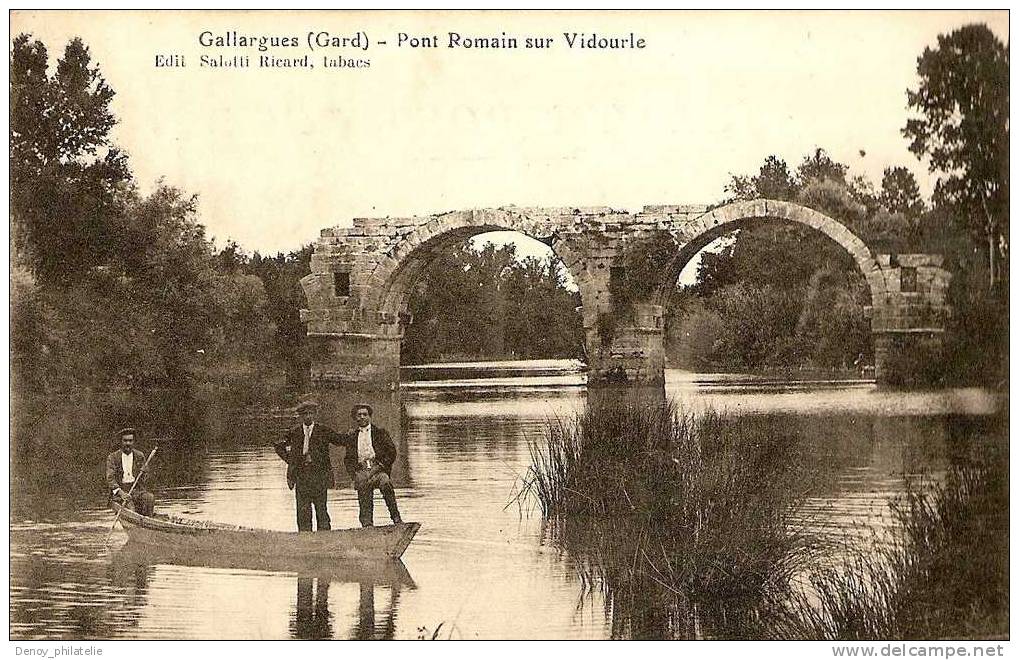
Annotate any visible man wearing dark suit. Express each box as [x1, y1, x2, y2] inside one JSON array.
[[274, 399, 344, 532], [341, 404, 403, 527], [106, 427, 155, 516]]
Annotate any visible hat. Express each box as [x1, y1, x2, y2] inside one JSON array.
[[296, 398, 319, 412], [118, 427, 137, 440]]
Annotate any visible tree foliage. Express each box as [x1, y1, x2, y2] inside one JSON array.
[[899, 24, 1009, 384], [402, 242, 583, 363], [903, 24, 1009, 288], [880, 166, 927, 218], [10, 34, 131, 286], [10, 34, 279, 397], [244, 246, 315, 389], [669, 149, 922, 373], [610, 230, 678, 313]]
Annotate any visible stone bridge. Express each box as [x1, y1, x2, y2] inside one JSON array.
[[300, 200, 951, 390]]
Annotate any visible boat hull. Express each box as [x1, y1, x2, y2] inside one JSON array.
[[112, 502, 420, 561], [114, 540, 417, 586]]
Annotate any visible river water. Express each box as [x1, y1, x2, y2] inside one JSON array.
[[9, 361, 1003, 640]]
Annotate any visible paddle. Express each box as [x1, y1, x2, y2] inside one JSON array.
[[108, 446, 159, 539]]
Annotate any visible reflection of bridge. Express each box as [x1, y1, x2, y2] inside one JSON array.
[[300, 200, 951, 389]]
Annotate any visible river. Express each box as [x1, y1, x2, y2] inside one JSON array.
[[9, 361, 1003, 640]]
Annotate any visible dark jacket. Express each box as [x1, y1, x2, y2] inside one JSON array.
[[274, 423, 343, 491], [105, 448, 150, 493], [340, 424, 397, 478]]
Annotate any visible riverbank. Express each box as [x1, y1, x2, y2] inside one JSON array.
[[519, 396, 1009, 639]]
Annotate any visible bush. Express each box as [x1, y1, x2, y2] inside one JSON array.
[[880, 333, 950, 389]]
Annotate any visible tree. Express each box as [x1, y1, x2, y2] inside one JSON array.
[[903, 24, 1009, 288], [95, 185, 223, 389], [666, 294, 724, 371], [10, 36, 116, 165], [10, 34, 130, 285], [10, 265, 56, 393], [402, 241, 583, 363], [9, 34, 290, 397], [795, 265, 872, 369], [246, 246, 314, 389], [708, 283, 802, 370], [880, 166, 926, 218], [796, 148, 849, 186], [724, 155, 798, 203]]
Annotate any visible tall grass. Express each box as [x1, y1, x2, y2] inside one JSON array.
[[518, 399, 1008, 639], [517, 397, 827, 637], [788, 443, 1008, 640]]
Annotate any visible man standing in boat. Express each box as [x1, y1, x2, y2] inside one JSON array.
[[106, 427, 155, 516], [342, 404, 403, 527], [275, 398, 344, 532]]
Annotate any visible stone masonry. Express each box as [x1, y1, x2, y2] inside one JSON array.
[[300, 200, 952, 389]]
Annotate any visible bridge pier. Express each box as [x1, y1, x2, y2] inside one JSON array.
[[299, 202, 952, 392], [306, 332, 402, 391], [869, 253, 952, 386], [586, 302, 666, 387]]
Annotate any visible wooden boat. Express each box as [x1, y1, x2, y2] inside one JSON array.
[[111, 502, 420, 561]]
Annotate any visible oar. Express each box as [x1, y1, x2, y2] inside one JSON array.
[[108, 446, 159, 538]]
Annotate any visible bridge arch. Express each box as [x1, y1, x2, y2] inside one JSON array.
[[654, 199, 888, 308], [362, 209, 589, 320], [300, 200, 949, 389]]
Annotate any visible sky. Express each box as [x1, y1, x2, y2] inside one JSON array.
[[11, 10, 1009, 264]]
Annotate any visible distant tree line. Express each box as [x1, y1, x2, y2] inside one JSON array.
[[10, 23, 1006, 394], [10, 34, 312, 399], [402, 242, 584, 364], [668, 24, 1007, 386]]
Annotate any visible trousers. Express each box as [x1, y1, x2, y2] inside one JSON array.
[[295, 484, 331, 532], [118, 485, 155, 517], [354, 470, 401, 527]]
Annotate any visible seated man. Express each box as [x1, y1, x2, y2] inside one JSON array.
[[105, 427, 155, 516], [343, 404, 403, 527]]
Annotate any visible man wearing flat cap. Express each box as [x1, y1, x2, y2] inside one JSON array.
[[274, 398, 344, 532], [106, 427, 155, 516]]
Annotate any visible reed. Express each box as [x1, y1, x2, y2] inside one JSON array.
[[518, 398, 1007, 639], [517, 398, 825, 637], [788, 445, 1008, 640]]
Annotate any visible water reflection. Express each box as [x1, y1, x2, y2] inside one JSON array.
[[111, 541, 416, 640], [9, 389, 239, 522], [8, 364, 1004, 639], [292, 577, 332, 639], [290, 577, 407, 640]]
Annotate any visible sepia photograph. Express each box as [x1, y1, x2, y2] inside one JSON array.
[[7, 8, 1010, 647]]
